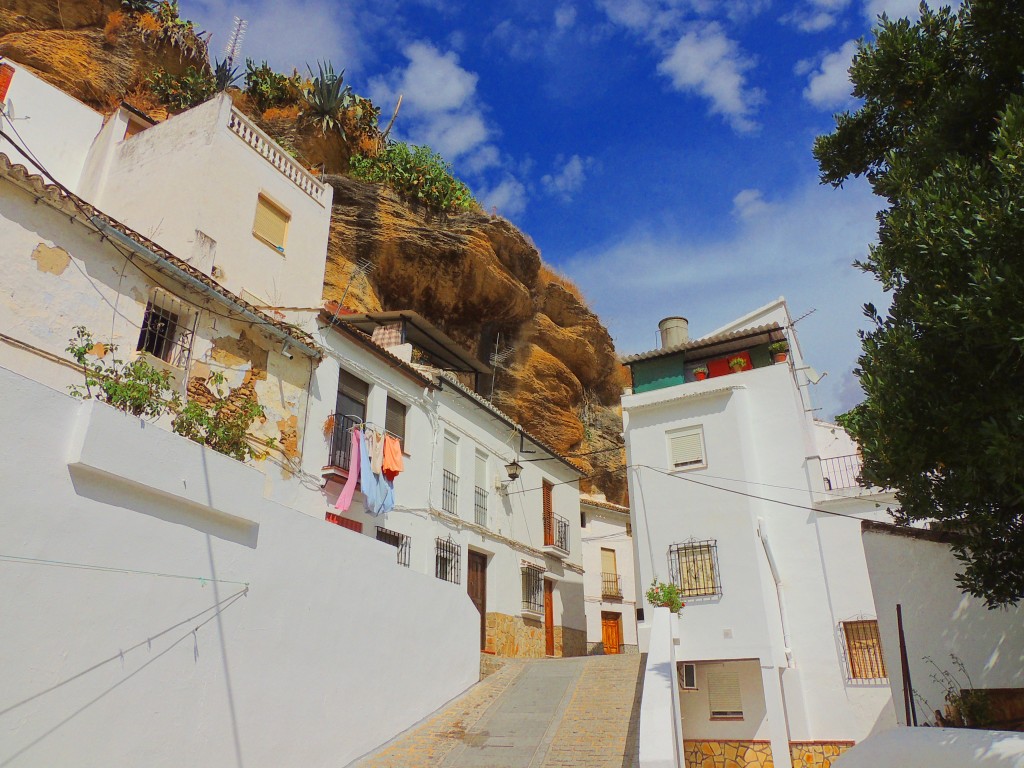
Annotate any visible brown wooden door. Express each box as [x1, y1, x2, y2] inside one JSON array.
[[544, 579, 555, 656], [601, 612, 622, 654], [468, 551, 487, 650]]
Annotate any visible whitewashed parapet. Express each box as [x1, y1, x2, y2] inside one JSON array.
[[227, 108, 328, 206]]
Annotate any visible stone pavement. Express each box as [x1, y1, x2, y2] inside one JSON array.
[[352, 654, 644, 768]]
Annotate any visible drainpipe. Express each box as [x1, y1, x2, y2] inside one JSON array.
[[757, 517, 793, 667], [91, 218, 322, 361]]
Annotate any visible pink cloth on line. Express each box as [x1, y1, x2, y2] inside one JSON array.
[[334, 428, 361, 511]]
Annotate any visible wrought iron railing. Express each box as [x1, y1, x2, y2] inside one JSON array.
[[326, 413, 361, 470], [442, 470, 459, 515], [522, 566, 544, 613], [474, 486, 488, 527], [376, 526, 410, 568], [668, 539, 722, 598], [601, 572, 623, 599], [435, 536, 461, 584], [821, 453, 864, 490], [544, 512, 570, 554]]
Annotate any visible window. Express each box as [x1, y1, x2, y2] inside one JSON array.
[[385, 396, 407, 445], [326, 513, 362, 533], [376, 526, 410, 567], [678, 662, 697, 690], [337, 370, 368, 423], [668, 426, 706, 470], [669, 540, 722, 598], [435, 536, 461, 584], [521, 565, 544, 613], [442, 432, 459, 515], [842, 620, 887, 680], [581, 511, 587, 529], [252, 194, 290, 252], [601, 548, 622, 598], [136, 289, 192, 365], [707, 670, 743, 718], [474, 451, 488, 527]]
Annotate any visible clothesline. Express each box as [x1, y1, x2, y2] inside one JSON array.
[[341, 415, 402, 442]]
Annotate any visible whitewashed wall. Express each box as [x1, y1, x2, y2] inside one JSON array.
[[582, 502, 639, 649], [0, 60, 104, 191], [0, 368, 479, 767], [862, 527, 1024, 725]]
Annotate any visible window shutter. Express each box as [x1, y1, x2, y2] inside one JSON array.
[[475, 452, 487, 487], [707, 671, 742, 717], [253, 195, 289, 250], [670, 429, 704, 468], [385, 397, 406, 443], [843, 620, 887, 679], [444, 433, 458, 473], [601, 547, 617, 574]]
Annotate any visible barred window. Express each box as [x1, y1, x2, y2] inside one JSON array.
[[435, 536, 461, 584], [521, 565, 544, 613], [841, 619, 887, 680], [669, 540, 721, 598], [136, 288, 193, 366], [376, 526, 410, 568]]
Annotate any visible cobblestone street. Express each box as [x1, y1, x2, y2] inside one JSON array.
[[352, 654, 644, 768]]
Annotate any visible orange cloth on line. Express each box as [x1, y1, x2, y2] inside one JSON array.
[[382, 434, 404, 481]]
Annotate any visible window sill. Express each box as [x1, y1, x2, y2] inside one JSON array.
[[252, 231, 286, 256], [709, 716, 744, 721], [520, 608, 544, 621], [670, 463, 708, 473]]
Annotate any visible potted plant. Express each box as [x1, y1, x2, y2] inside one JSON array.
[[769, 340, 790, 363], [727, 356, 747, 373], [693, 365, 709, 381], [646, 579, 684, 613]]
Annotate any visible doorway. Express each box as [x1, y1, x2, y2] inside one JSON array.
[[544, 579, 555, 656], [601, 611, 622, 655], [467, 551, 487, 650]]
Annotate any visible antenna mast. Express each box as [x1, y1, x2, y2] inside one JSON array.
[[224, 17, 248, 67]]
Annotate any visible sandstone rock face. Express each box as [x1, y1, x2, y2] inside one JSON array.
[[324, 174, 627, 504]]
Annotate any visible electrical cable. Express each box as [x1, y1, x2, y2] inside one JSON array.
[[0, 553, 250, 586]]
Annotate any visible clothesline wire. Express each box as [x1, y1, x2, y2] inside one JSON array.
[[521, 445, 623, 462], [0, 554, 250, 586]]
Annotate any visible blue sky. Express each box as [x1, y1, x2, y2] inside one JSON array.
[[186, 0, 951, 419]]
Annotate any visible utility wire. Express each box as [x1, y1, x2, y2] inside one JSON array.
[[0, 554, 250, 586]]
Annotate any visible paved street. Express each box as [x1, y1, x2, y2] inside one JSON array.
[[352, 654, 644, 768]]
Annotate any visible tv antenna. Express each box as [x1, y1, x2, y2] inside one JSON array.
[[488, 333, 515, 401], [223, 17, 248, 67], [338, 259, 376, 308], [791, 307, 817, 326]]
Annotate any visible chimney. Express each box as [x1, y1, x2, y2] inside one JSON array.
[[658, 316, 689, 349]]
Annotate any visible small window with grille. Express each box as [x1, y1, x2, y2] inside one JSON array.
[[435, 536, 461, 584], [376, 526, 410, 567], [841, 619, 887, 681], [667, 425, 706, 470], [136, 288, 192, 366], [252, 194, 290, 252], [521, 565, 544, 614], [669, 540, 722, 598]]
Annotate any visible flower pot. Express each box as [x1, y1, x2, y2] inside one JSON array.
[[695, 371, 707, 381], [774, 352, 788, 363]]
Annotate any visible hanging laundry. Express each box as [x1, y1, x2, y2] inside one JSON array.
[[374, 476, 395, 516], [358, 428, 378, 510], [333, 428, 361, 511], [382, 434, 404, 481], [369, 429, 385, 475]]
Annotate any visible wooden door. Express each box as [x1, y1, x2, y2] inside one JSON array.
[[544, 579, 555, 656], [601, 612, 622, 654], [467, 551, 487, 650]]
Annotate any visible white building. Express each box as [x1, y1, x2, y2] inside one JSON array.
[[0, 57, 585, 766], [622, 299, 899, 768], [581, 495, 639, 655]]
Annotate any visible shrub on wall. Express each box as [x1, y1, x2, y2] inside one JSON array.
[[350, 142, 476, 213], [147, 65, 214, 110]]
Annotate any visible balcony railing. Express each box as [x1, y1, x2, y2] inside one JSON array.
[[442, 469, 459, 516], [326, 413, 360, 472], [544, 512, 570, 555], [822, 453, 864, 490], [226, 108, 328, 205], [601, 572, 623, 599], [474, 486, 488, 528]]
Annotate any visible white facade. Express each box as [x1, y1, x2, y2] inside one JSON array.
[[862, 523, 1024, 727], [581, 497, 640, 654], [622, 298, 898, 767]]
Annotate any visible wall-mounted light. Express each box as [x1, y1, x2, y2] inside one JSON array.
[[504, 459, 523, 481]]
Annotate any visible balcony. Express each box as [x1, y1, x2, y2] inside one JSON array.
[[543, 513, 570, 558], [322, 413, 360, 480], [601, 572, 623, 599], [818, 453, 894, 504], [474, 486, 488, 528]]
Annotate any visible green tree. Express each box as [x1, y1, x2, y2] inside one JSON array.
[[815, 1, 1024, 606]]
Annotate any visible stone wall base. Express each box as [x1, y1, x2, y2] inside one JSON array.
[[683, 739, 855, 768], [485, 613, 586, 658], [789, 741, 854, 767], [586, 641, 640, 655]]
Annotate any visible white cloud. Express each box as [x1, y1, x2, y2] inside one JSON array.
[[555, 5, 577, 31], [657, 23, 764, 133], [863, 0, 962, 23], [542, 155, 596, 201], [803, 39, 859, 109], [732, 188, 772, 220], [478, 176, 528, 217], [561, 175, 887, 418], [781, 0, 851, 32]]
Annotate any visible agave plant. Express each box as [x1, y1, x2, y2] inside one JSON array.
[[214, 58, 242, 92], [302, 61, 352, 135]]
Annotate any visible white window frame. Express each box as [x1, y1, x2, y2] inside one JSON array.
[[666, 425, 707, 471]]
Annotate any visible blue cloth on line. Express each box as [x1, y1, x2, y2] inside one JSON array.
[[358, 430, 377, 511]]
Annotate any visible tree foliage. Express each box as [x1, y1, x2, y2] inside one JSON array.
[[815, 1, 1024, 606]]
